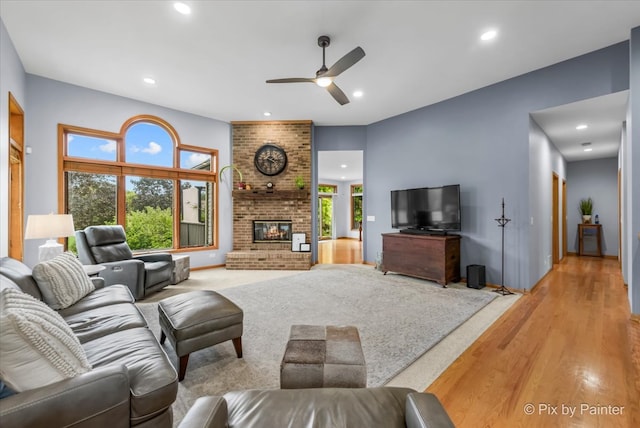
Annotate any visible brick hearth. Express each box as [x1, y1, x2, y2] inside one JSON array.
[[226, 121, 312, 270]]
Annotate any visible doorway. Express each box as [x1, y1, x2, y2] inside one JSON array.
[[8, 93, 25, 261], [562, 179, 567, 258], [552, 173, 559, 265], [316, 150, 364, 264]]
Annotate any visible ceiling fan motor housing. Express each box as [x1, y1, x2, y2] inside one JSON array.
[[318, 35, 331, 48]]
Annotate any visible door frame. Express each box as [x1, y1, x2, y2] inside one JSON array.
[[8, 92, 25, 261], [552, 172, 559, 265], [562, 179, 567, 259]]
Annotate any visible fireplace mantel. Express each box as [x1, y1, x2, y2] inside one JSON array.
[[232, 189, 309, 200]]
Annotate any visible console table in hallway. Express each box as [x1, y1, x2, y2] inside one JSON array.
[[578, 223, 602, 257]]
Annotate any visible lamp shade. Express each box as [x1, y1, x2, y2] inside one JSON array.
[[24, 214, 75, 240]]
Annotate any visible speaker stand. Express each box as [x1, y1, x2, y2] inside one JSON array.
[[494, 198, 514, 296]]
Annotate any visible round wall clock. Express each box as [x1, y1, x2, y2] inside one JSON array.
[[254, 143, 288, 176]]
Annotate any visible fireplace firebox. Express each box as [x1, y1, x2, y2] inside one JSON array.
[[253, 220, 293, 243]]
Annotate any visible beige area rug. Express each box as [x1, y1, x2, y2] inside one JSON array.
[[140, 264, 519, 425]]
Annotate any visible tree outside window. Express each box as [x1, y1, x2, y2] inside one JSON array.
[[351, 184, 363, 230]]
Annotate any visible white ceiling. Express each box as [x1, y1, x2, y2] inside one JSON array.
[[531, 91, 628, 162], [1, 1, 638, 173], [318, 151, 363, 183]]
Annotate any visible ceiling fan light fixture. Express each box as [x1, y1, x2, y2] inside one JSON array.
[[481, 29, 498, 41], [316, 77, 332, 87], [174, 2, 191, 15]]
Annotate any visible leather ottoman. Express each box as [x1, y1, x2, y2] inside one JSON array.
[[158, 290, 243, 381], [280, 324, 366, 389]]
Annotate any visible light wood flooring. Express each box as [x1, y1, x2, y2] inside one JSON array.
[[316, 241, 639, 427], [317, 238, 362, 264], [427, 256, 640, 428]]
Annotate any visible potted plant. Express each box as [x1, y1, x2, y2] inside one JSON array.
[[295, 176, 305, 190], [578, 197, 593, 224], [219, 165, 245, 189]]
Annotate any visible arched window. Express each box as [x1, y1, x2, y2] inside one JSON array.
[[60, 115, 218, 252]]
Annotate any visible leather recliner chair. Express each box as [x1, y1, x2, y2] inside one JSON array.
[[75, 225, 173, 300]]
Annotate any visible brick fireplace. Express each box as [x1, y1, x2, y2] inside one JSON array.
[[225, 121, 312, 270]]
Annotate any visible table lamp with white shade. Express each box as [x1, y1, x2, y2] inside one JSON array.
[[24, 213, 75, 262]]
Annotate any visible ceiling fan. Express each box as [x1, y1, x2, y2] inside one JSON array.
[[266, 35, 365, 105]]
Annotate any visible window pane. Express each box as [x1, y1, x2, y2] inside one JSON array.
[[318, 185, 337, 194], [67, 134, 117, 161], [180, 180, 214, 247], [180, 150, 212, 171], [351, 184, 363, 230], [352, 195, 363, 229], [125, 176, 174, 250], [66, 172, 117, 253], [125, 122, 173, 167]]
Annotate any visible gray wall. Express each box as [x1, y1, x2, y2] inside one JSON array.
[[361, 42, 629, 291], [0, 19, 26, 257], [529, 118, 567, 280], [566, 158, 619, 256], [22, 75, 231, 268], [314, 126, 367, 152]]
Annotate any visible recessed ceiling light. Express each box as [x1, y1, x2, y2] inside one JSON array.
[[480, 29, 498, 41], [576, 124, 588, 130], [174, 2, 191, 15], [340, 176, 346, 180], [143, 77, 156, 86], [353, 90, 363, 98], [340, 164, 347, 168], [584, 148, 593, 152], [263, 112, 272, 117]]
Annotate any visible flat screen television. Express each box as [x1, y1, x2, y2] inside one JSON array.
[[390, 184, 461, 233]]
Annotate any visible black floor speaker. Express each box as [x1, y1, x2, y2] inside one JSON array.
[[467, 264, 486, 289]]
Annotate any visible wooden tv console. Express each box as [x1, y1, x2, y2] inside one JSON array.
[[381, 232, 461, 286]]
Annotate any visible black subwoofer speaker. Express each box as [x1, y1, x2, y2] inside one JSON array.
[[466, 264, 486, 289]]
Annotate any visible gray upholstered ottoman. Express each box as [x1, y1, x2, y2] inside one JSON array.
[[280, 324, 366, 389], [158, 290, 243, 381]]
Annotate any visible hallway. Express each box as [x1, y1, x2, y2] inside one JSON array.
[[427, 256, 640, 427]]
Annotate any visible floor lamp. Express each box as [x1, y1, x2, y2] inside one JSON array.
[[494, 199, 514, 295]]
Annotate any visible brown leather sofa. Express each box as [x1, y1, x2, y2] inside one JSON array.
[[0, 257, 178, 427], [176, 387, 456, 428]]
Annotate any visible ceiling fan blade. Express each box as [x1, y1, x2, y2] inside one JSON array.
[[326, 83, 350, 105], [324, 47, 365, 77], [266, 78, 315, 83]]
